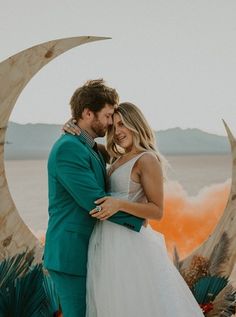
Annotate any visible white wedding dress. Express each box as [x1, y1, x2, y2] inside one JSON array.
[[86, 153, 204, 317]]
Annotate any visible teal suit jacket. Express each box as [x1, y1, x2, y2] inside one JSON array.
[[44, 134, 144, 276]]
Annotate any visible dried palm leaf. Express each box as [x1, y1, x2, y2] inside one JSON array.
[[209, 232, 230, 276], [207, 284, 234, 316], [219, 288, 236, 317], [0, 251, 34, 289], [173, 245, 182, 272], [192, 276, 228, 304], [0, 264, 50, 317]]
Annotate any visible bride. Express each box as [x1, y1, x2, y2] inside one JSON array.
[[66, 102, 204, 316]]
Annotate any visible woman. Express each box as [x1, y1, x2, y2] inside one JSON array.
[[65, 102, 204, 316]]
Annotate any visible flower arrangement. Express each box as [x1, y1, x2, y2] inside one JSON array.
[[173, 232, 236, 316]]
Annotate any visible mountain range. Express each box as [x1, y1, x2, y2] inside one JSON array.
[[4, 122, 230, 160]]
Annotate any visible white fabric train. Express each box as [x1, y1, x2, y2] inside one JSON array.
[[86, 152, 204, 317]]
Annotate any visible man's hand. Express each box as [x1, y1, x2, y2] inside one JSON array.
[[90, 197, 121, 220], [62, 118, 81, 135]]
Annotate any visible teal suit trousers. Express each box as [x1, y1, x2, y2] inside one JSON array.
[[48, 270, 86, 317]]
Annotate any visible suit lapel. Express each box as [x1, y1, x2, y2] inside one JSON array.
[[75, 134, 106, 178], [86, 144, 107, 178]]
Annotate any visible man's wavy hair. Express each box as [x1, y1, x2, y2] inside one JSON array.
[[70, 79, 119, 119]]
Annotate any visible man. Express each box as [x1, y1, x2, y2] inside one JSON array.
[[43, 79, 144, 317]]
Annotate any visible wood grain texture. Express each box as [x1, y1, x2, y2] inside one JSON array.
[[0, 36, 109, 263], [181, 120, 236, 278]]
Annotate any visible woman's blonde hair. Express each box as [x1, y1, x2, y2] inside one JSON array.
[[106, 102, 169, 178]]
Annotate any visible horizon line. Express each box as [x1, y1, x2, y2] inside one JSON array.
[[8, 120, 228, 138]]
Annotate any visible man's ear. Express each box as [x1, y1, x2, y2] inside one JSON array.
[[82, 108, 94, 120]]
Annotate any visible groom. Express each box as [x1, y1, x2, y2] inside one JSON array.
[[43, 79, 144, 317]]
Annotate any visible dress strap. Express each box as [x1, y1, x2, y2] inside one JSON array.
[[125, 151, 150, 180]]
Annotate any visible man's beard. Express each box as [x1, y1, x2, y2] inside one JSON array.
[[91, 117, 107, 138]]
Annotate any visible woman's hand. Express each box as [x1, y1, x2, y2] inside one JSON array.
[[90, 197, 121, 220], [62, 118, 81, 135]]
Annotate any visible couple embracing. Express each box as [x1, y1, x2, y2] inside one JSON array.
[[43, 79, 204, 316]]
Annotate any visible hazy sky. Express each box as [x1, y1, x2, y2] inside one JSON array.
[[1, 0, 236, 136]]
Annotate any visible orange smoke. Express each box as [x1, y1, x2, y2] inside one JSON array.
[[36, 179, 231, 261], [150, 179, 231, 259]]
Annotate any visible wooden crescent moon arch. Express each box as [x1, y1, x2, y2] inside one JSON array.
[[0, 37, 235, 278], [0, 36, 109, 263], [181, 120, 236, 277]]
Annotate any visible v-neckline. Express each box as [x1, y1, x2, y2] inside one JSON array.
[[108, 152, 145, 178]]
